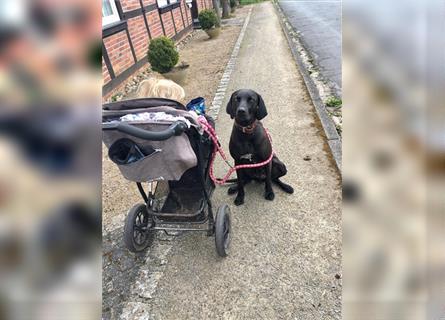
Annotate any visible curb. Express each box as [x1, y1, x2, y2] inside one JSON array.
[[208, 8, 253, 119], [273, 1, 342, 172]]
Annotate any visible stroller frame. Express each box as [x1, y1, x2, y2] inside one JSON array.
[[103, 98, 231, 257], [135, 129, 215, 233]]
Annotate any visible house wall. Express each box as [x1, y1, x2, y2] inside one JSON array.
[[102, 0, 213, 98]]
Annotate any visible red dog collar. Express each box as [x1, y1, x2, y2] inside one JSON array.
[[234, 120, 258, 134]]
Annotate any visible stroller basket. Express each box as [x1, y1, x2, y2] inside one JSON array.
[[102, 98, 198, 182]]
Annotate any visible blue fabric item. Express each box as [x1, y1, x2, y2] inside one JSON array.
[[186, 97, 206, 115]]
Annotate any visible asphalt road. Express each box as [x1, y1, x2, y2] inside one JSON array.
[[279, 0, 342, 94]]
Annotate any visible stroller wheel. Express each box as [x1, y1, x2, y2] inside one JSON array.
[[215, 204, 231, 257], [124, 203, 155, 252]]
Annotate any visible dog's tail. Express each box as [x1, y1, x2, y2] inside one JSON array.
[[273, 179, 294, 194]]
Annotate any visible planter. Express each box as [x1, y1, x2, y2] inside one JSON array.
[[205, 27, 221, 39], [162, 63, 189, 85]]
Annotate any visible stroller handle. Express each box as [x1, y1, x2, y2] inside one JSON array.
[[102, 121, 188, 141]]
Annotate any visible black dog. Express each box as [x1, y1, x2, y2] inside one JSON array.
[[226, 89, 294, 206]]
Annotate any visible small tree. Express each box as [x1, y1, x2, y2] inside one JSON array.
[[212, 0, 221, 27], [147, 37, 179, 73], [198, 9, 218, 30], [221, 0, 230, 18], [230, 0, 236, 12]]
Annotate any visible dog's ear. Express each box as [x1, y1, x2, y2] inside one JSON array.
[[226, 90, 238, 119], [256, 93, 268, 120]]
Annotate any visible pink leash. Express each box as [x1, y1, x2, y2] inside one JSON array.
[[197, 116, 274, 185]]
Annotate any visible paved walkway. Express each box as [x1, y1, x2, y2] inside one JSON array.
[[279, 0, 341, 95], [145, 3, 341, 319], [103, 3, 341, 320]]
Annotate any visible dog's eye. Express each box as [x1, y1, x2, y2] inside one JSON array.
[[247, 97, 253, 102], [236, 96, 241, 102]]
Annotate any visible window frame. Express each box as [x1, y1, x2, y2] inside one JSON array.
[[102, 0, 121, 27], [157, 0, 178, 9]]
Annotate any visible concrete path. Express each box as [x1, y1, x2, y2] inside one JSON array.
[[279, 0, 341, 95], [146, 3, 341, 319]]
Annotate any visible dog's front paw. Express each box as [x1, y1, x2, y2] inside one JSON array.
[[227, 185, 238, 195], [283, 185, 294, 194], [234, 195, 245, 206], [265, 191, 275, 201]]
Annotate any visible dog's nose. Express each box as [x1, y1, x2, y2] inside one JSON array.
[[237, 108, 247, 115]]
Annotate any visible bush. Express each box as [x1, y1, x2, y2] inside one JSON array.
[[147, 37, 179, 73], [325, 96, 342, 108], [198, 9, 218, 30], [230, 0, 236, 8], [239, 0, 263, 4], [87, 41, 102, 69]]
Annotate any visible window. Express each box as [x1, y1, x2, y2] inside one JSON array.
[[0, 0, 26, 29], [157, 0, 178, 8], [157, 0, 168, 8], [102, 0, 120, 26]]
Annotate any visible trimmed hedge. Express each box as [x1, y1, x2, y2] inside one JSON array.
[[198, 9, 218, 30], [147, 36, 179, 73]]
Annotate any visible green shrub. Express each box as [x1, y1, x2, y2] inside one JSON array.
[[239, 0, 263, 4], [198, 9, 218, 30], [147, 37, 179, 73], [87, 41, 102, 69], [230, 0, 236, 8], [325, 96, 342, 108]]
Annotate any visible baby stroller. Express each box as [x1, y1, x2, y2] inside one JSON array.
[[102, 98, 231, 257]]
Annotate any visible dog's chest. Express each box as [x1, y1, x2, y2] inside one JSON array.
[[230, 138, 259, 163]]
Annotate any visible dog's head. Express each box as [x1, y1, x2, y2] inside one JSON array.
[[226, 89, 267, 125]]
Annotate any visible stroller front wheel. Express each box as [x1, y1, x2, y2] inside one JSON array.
[[215, 204, 231, 257], [124, 203, 155, 252]]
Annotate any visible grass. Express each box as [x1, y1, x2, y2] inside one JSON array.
[[222, 13, 236, 19], [325, 96, 342, 108], [111, 94, 121, 102], [239, 0, 265, 4]]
